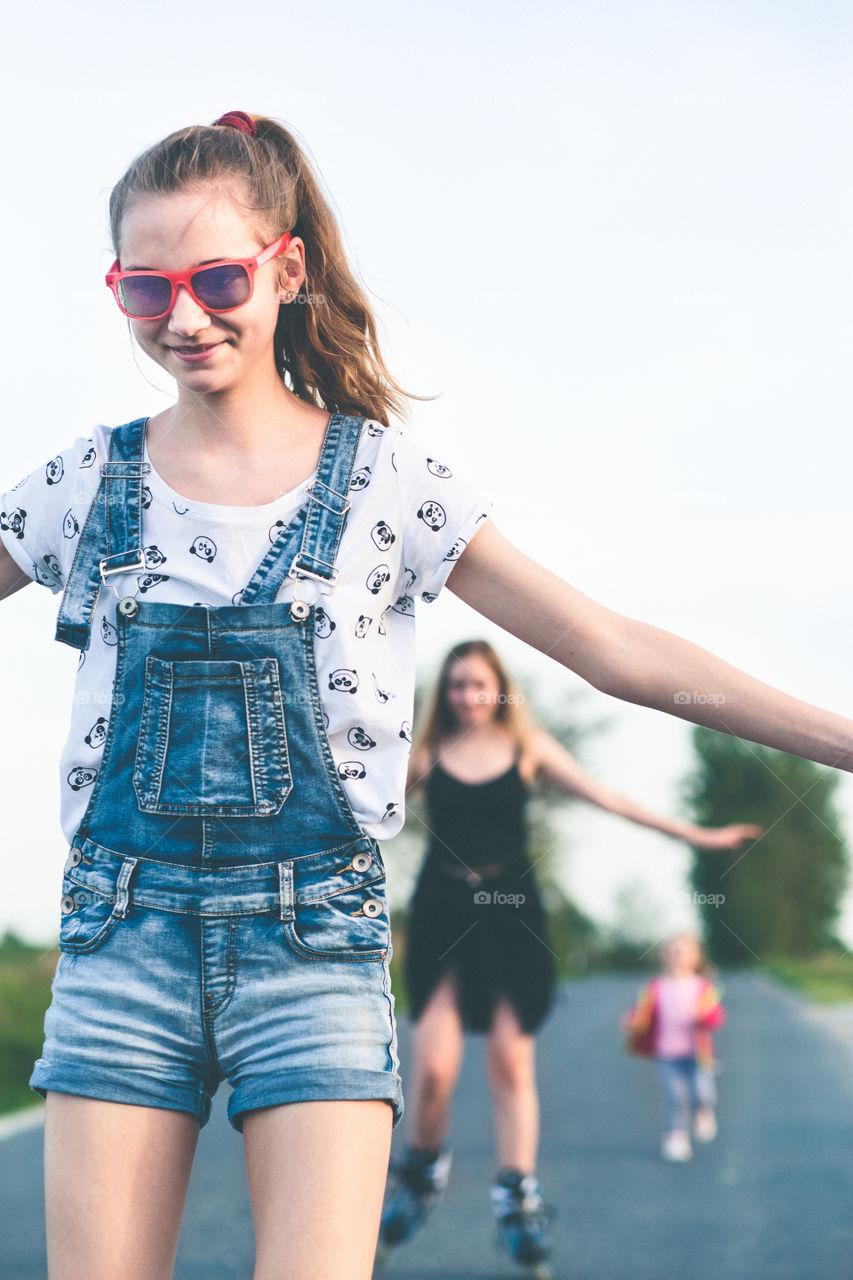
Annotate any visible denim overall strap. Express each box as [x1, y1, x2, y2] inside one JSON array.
[[54, 419, 150, 651], [240, 413, 363, 605]]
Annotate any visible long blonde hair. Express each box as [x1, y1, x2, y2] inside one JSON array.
[[414, 640, 537, 759], [108, 113, 418, 426]]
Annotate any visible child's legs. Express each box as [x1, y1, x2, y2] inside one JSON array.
[[691, 1063, 717, 1113], [485, 997, 539, 1172], [244, 1098, 392, 1280], [656, 1057, 692, 1133], [408, 968, 465, 1148], [44, 1092, 199, 1280]]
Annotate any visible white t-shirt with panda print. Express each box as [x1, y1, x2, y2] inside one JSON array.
[[0, 419, 492, 846]]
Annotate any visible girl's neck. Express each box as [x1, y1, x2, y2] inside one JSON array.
[[665, 967, 698, 980], [164, 380, 324, 457]]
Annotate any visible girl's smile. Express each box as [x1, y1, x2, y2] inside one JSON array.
[[118, 183, 299, 398]]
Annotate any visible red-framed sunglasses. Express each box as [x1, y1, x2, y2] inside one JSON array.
[[105, 231, 293, 320]]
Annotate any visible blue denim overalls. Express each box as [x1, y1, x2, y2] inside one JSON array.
[[30, 413, 404, 1129]]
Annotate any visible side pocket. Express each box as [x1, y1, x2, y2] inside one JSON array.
[[285, 872, 390, 963], [58, 876, 120, 955], [59, 855, 137, 955]]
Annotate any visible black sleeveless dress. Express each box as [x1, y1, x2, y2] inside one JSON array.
[[403, 753, 557, 1034]]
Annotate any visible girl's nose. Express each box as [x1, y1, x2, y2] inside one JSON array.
[[167, 283, 212, 336]]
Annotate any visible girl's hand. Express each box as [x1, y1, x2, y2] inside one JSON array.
[[687, 822, 763, 850]]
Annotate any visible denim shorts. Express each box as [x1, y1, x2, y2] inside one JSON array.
[[30, 835, 404, 1130]]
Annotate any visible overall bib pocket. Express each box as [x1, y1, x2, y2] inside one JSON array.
[[283, 846, 390, 963], [133, 656, 292, 817]]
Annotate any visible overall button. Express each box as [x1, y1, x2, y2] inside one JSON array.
[[118, 596, 139, 618], [290, 600, 310, 621], [362, 898, 383, 918], [61, 895, 76, 915], [352, 853, 372, 873], [65, 847, 83, 871], [74, 891, 90, 906]]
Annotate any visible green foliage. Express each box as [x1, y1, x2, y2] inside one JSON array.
[[0, 932, 56, 1115], [682, 728, 849, 963], [764, 951, 853, 1003]]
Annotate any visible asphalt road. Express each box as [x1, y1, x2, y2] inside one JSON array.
[[2, 972, 852, 1280]]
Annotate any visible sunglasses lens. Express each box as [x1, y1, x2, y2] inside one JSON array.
[[192, 264, 251, 311], [117, 275, 173, 318]]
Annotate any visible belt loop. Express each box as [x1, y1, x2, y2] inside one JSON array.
[[278, 863, 294, 921], [112, 857, 139, 919]]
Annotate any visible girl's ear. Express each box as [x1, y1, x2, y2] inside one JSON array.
[[277, 236, 307, 303]]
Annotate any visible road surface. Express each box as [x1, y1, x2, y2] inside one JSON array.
[[2, 972, 852, 1279]]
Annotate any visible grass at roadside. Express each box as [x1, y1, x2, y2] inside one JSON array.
[[0, 934, 56, 1116], [763, 951, 853, 1003]]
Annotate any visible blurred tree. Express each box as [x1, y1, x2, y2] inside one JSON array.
[[681, 727, 848, 962]]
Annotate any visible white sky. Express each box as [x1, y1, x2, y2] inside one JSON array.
[[1, 0, 851, 947]]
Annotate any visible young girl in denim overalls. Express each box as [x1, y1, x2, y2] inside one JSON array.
[[1, 109, 852, 1280]]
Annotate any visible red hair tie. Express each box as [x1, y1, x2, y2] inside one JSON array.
[[212, 110, 257, 137]]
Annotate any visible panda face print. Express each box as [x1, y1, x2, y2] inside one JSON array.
[[0, 507, 27, 539], [403, 567, 416, 590], [372, 672, 391, 704], [350, 466, 372, 492], [269, 519, 288, 544], [380, 802, 399, 823], [314, 606, 336, 639], [100, 615, 118, 646], [366, 423, 384, 436], [417, 500, 446, 532], [232, 589, 244, 605], [45, 457, 64, 485], [366, 565, 391, 595], [354, 615, 372, 639], [421, 591, 438, 604], [377, 610, 387, 637], [189, 536, 216, 562], [391, 594, 415, 616], [141, 485, 153, 510], [370, 520, 396, 551], [84, 717, 108, 749], [348, 726, 376, 751], [399, 721, 412, 742], [329, 668, 359, 694], [33, 554, 63, 589], [137, 573, 169, 594], [144, 545, 167, 568], [79, 444, 96, 469], [67, 767, 97, 791], [172, 501, 190, 516], [338, 761, 367, 780], [443, 537, 467, 562], [426, 458, 453, 478], [63, 509, 80, 539]]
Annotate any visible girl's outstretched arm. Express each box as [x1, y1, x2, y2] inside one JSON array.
[[528, 728, 762, 849], [447, 523, 853, 773]]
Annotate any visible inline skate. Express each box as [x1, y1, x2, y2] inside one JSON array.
[[490, 1167, 555, 1279], [375, 1145, 452, 1268]]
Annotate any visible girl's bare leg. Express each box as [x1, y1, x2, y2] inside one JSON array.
[[408, 968, 465, 1148], [44, 1092, 200, 1280], [243, 1098, 393, 1280], [485, 998, 539, 1172]]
